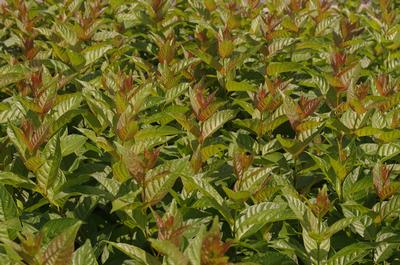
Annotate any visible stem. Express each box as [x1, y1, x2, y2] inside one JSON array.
[[336, 90, 340, 109], [258, 111, 264, 141], [337, 134, 344, 201], [293, 157, 298, 189], [317, 217, 321, 265], [141, 177, 146, 202]]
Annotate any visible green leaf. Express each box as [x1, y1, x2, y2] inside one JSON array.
[[201, 144, 226, 161], [326, 243, 371, 265], [36, 134, 62, 194], [378, 143, 400, 159], [302, 227, 330, 263], [329, 157, 347, 182], [51, 109, 83, 135], [0, 172, 35, 189], [54, 22, 78, 46], [377, 130, 400, 142], [267, 62, 302, 75], [354, 127, 382, 137], [60, 134, 87, 157], [83, 44, 112, 65], [235, 202, 295, 239], [0, 101, 24, 124], [107, 242, 161, 265], [7, 124, 28, 159], [184, 226, 205, 265], [0, 185, 20, 240], [277, 127, 321, 157], [314, 217, 360, 242], [186, 175, 233, 225], [67, 0, 84, 13], [150, 239, 189, 265], [145, 173, 179, 205], [66, 49, 85, 66], [222, 186, 251, 202], [285, 193, 318, 231], [165, 83, 190, 102], [270, 239, 309, 264], [41, 218, 80, 245], [268, 38, 297, 55], [112, 160, 130, 183], [236, 167, 275, 192], [340, 110, 364, 130], [43, 221, 81, 265], [374, 231, 400, 263], [91, 167, 119, 197], [188, 174, 224, 205], [226, 80, 257, 92], [72, 240, 98, 265], [200, 110, 236, 141], [184, 43, 222, 70], [315, 16, 338, 35], [0, 73, 25, 89], [135, 126, 182, 141], [111, 188, 142, 213], [244, 251, 297, 265], [376, 195, 400, 221]]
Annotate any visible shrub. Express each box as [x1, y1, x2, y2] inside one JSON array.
[[1, 0, 400, 264]]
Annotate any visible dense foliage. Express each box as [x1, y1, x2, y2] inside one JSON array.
[[1, 0, 400, 264]]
